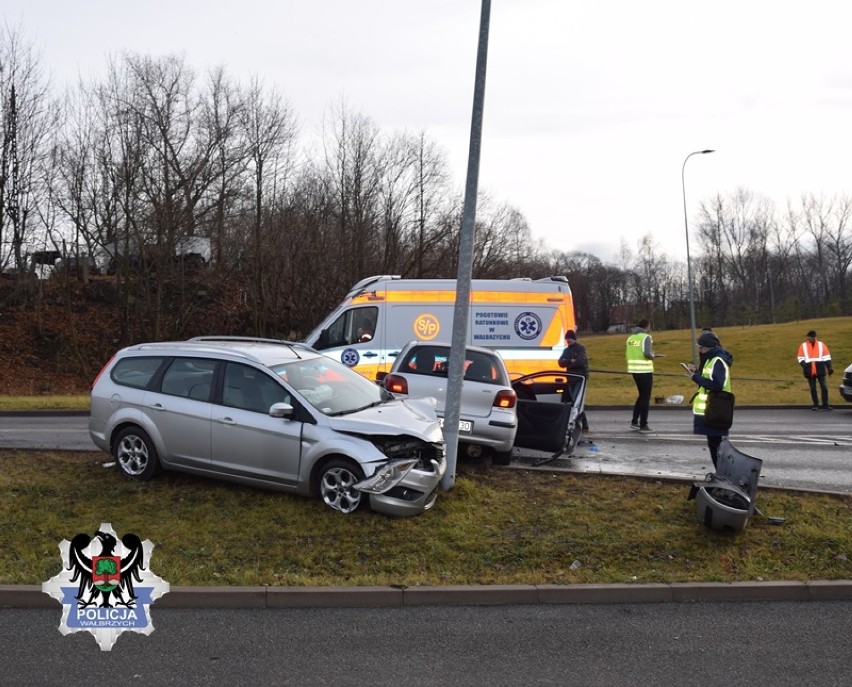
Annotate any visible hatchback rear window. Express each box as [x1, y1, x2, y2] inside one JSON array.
[[111, 356, 167, 389], [400, 346, 508, 385]]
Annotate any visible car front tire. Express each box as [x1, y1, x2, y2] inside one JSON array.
[[113, 427, 160, 480], [318, 459, 365, 514]]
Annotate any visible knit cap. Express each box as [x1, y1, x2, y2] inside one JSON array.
[[697, 331, 720, 348]]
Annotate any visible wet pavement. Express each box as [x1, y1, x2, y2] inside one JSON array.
[[507, 407, 852, 494], [1, 407, 851, 493]]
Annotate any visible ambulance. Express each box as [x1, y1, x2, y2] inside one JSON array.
[[304, 275, 576, 380]]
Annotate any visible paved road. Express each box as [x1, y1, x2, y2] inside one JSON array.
[[3, 407, 849, 492], [2, 602, 851, 686], [514, 406, 852, 494]]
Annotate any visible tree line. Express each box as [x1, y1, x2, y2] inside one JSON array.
[[1, 25, 850, 348]]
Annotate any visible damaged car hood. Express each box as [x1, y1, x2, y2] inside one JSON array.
[[326, 396, 442, 441]]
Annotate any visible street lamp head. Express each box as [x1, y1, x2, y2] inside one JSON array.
[[700, 149, 715, 154]]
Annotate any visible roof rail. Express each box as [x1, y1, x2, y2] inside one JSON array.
[[187, 336, 314, 358], [345, 275, 401, 298]]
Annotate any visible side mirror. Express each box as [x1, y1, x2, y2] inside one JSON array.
[[375, 371, 388, 383], [269, 402, 295, 418], [315, 329, 330, 350]]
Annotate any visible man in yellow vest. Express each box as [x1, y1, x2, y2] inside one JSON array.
[[625, 318, 660, 432], [797, 329, 834, 410]]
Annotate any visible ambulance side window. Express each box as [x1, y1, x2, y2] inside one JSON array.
[[318, 306, 378, 349], [352, 307, 378, 344], [321, 313, 349, 348]]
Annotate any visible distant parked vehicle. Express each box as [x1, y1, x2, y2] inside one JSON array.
[[381, 342, 518, 464], [53, 255, 100, 279], [839, 363, 852, 403], [89, 336, 446, 517]]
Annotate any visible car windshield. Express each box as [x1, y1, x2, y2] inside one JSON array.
[[272, 357, 390, 415]]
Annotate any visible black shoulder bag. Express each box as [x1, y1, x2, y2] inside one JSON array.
[[704, 389, 735, 429]]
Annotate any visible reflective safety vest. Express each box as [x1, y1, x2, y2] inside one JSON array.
[[797, 340, 831, 377], [626, 333, 653, 373], [692, 356, 731, 416]]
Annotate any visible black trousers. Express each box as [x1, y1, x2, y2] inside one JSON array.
[[707, 435, 723, 469], [807, 375, 829, 407], [631, 373, 653, 426]]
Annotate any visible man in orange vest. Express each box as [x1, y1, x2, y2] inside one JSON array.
[[797, 330, 834, 410]]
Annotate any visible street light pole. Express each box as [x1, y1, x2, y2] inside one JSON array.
[[682, 149, 715, 365], [441, 0, 491, 491]]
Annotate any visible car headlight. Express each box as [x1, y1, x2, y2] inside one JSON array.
[[354, 459, 418, 494]]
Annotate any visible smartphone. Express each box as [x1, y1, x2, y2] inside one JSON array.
[[681, 362, 692, 373]]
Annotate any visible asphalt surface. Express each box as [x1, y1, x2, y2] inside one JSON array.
[[1, 407, 850, 609], [3, 602, 852, 685]]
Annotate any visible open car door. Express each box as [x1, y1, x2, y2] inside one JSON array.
[[511, 371, 586, 463]]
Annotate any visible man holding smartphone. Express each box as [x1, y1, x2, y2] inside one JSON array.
[[684, 330, 734, 468]]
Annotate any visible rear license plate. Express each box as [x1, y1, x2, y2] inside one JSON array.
[[439, 418, 474, 434]]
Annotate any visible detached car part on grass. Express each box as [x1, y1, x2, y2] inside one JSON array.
[[688, 439, 763, 532]]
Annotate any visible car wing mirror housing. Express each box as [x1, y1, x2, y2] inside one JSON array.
[[269, 402, 295, 418]]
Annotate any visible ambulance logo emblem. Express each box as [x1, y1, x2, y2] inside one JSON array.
[[514, 312, 542, 340], [414, 314, 441, 340], [341, 348, 360, 366], [42, 522, 169, 651]]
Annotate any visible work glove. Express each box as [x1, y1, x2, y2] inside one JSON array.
[[828, 367, 834, 376]]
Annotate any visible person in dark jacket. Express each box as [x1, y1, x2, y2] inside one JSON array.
[[558, 329, 589, 431], [685, 330, 734, 469]]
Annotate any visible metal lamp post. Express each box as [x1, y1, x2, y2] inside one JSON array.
[[441, 0, 491, 491], [682, 149, 715, 365]]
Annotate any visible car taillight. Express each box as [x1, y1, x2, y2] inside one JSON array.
[[384, 373, 409, 395], [90, 354, 116, 390], [494, 389, 517, 409]]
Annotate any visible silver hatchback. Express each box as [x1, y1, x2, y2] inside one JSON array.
[[89, 337, 446, 517], [382, 342, 518, 463]]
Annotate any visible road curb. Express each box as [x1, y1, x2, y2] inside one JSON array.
[[3, 581, 851, 609]]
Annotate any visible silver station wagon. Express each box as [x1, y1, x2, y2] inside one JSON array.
[[89, 337, 446, 517]]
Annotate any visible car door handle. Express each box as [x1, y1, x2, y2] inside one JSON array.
[[148, 403, 165, 412], [218, 417, 237, 425], [389, 351, 400, 358], [362, 352, 378, 358]]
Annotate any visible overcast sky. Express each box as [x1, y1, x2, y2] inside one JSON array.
[[5, 0, 852, 263]]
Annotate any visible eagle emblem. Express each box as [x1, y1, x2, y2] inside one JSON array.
[[42, 523, 169, 651]]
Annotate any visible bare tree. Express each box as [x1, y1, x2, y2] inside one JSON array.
[[0, 23, 56, 277], [321, 101, 382, 287], [238, 76, 298, 334]]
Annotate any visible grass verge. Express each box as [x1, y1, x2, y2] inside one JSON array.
[[1, 450, 849, 587]]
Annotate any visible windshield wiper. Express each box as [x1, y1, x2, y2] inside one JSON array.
[[344, 399, 387, 415]]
